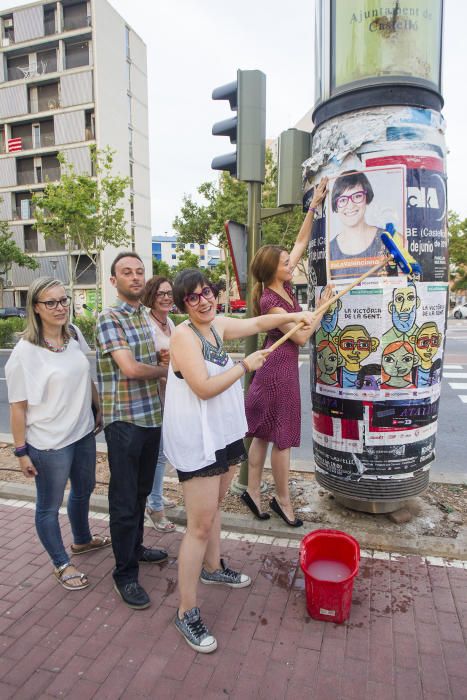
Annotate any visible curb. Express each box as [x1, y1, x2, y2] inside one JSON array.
[[1, 480, 466, 561]]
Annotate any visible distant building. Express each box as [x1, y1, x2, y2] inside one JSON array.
[[152, 235, 221, 270], [0, 0, 151, 309]]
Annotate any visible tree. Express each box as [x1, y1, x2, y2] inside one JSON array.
[[0, 214, 38, 307], [448, 211, 467, 294], [33, 147, 130, 314], [152, 258, 173, 279], [172, 149, 310, 300]]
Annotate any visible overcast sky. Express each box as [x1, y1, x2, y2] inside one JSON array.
[[2, 0, 465, 234]]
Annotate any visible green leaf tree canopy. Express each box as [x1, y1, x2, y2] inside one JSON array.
[[32, 146, 130, 312], [0, 211, 38, 307], [448, 210, 467, 293]]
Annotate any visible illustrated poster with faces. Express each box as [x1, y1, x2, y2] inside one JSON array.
[[313, 280, 448, 402], [325, 165, 407, 283]]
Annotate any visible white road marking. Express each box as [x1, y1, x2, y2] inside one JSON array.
[[460, 396, 467, 404], [443, 373, 467, 378], [448, 383, 467, 390], [443, 364, 464, 370]]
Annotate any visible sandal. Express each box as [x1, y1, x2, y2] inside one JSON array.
[[146, 508, 176, 532], [54, 563, 89, 590], [163, 496, 177, 509], [71, 534, 111, 555]]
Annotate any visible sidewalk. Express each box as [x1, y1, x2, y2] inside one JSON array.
[[0, 498, 466, 699]]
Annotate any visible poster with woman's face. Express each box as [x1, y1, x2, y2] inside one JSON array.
[[326, 165, 406, 282]]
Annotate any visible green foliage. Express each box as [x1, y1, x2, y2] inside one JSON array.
[[448, 211, 467, 291], [172, 148, 309, 286], [152, 258, 173, 279], [32, 147, 130, 295], [73, 315, 96, 348], [0, 318, 24, 347], [169, 313, 189, 326], [0, 213, 39, 306]]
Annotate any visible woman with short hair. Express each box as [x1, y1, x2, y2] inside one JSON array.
[[5, 277, 109, 591], [163, 268, 319, 653]]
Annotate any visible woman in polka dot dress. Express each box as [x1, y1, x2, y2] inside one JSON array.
[[244, 177, 333, 527]]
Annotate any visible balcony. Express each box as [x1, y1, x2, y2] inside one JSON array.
[[63, 3, 91, 32], [13, 202, 35, 220], [16, 169, 35, 186]]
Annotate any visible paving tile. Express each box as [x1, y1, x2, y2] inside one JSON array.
[[0, 502, 466, 699]]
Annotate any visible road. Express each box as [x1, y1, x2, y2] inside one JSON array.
[[0, 319, 465, 483]]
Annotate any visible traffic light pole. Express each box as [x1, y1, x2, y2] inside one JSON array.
[[233, 181, 262, 491]]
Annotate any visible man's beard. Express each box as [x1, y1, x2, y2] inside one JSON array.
[[393, 307, 416, 333]]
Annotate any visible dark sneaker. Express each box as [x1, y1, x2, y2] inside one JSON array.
[[200, 558, 251, 588], [138, 546, 168, 564], [174, 607, 217, 653], [113, 581, 150, 610]]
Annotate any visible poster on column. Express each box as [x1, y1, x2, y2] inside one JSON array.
[[365, 154, 448, 282], [325, 165, 406, 282], [313, 280, 447, 401]]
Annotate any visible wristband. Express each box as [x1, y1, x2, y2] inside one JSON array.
[[13, 445, 28, 458], [308, 206, 317, 214], [237, 359, 249, 374]]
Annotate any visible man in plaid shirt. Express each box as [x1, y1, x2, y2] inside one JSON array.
[[96, 252, 169, 610]]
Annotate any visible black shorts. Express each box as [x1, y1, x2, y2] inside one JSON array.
[[177, 439, 247, 482]]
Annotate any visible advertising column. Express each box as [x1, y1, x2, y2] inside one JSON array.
[[306, 0, 446, 511]]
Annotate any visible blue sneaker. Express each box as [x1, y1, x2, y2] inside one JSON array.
[[200, 558, 251, 588], [174, 607, 217, 653]]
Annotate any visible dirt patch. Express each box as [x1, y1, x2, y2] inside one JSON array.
[[1, 443, 465, 541]]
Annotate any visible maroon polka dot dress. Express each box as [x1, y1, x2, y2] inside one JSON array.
[[245, 282, 301, 450]]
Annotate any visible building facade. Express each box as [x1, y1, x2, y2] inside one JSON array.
[[152, 235, 221, 271], [0, 0, 151, 309]]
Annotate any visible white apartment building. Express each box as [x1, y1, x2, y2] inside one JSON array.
[[0, 0, 151, 309], [152, 235, 222, 271]]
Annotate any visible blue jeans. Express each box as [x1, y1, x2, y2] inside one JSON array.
[[29, 431, 96, 569], [147, 434, 167, 512], [104, 421, 160, 585]]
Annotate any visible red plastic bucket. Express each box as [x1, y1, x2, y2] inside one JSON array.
[[299, 529, 360, 624]]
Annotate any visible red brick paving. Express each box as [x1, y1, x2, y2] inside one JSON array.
[[0, 503, 466, 699]]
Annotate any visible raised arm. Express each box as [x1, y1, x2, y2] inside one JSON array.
[[215, 310, 317, 341], [289, 176, 328, 271]]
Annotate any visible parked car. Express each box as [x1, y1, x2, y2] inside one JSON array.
[[453, 303, 467, 319], [0, 307, 26, 319], [216, 300, 247, 313]]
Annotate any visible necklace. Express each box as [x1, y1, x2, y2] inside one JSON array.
[[43, 336, 70, 353], [151, 310, 168, 327]]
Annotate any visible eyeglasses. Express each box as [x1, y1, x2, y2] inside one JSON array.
[[35, 296, 71, 310], [336, 190, 367, 209], [184, 286, 214, 307], [155, 290, 173, 299], [416, 335, 440, 349], [339, 338, 371, 351]]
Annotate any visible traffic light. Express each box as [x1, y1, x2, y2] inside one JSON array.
[[211, 69, 266, 183], [277, 128, 311, 207]]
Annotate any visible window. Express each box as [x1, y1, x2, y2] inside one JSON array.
[[7, 54, 29, 82], [44, 7, 56, 35], [127, 93, 132, 124], [190, 244, 195, 249], [125, 26, 130, 59], [200, 244, 205, 249], [63, 2, 89, 31], [128, 127, 133, 158], [171, 254, 176, 260], [65, 41, 89, 70], [171, 243, 176, 249], [23, 225, 38, 252], [37, 48, 57, 74]]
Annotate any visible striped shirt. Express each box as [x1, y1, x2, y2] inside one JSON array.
[[96, 299, 162, 428]]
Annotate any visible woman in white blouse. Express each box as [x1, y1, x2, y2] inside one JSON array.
[[142, 275, 176, 532], [5, 277, 110, 591]]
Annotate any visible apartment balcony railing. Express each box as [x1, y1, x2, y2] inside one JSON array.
[[35, 96, 61, 113], [17, 166, 60, 185], [63, 15, 92, 31], [13, 203, 35, 220], [17, 170, 35, 185], [24, 237, 38, 253]]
